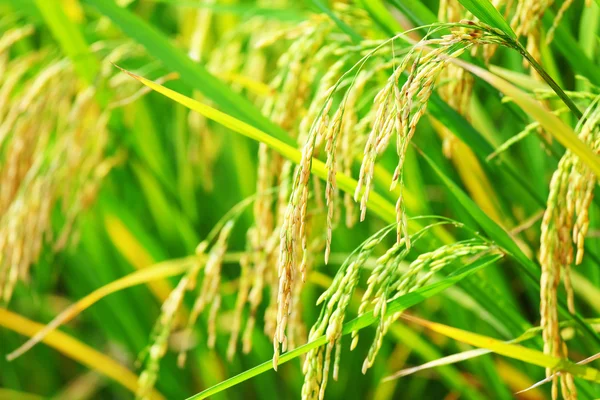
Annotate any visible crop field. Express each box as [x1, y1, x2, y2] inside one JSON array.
[[1, 0, 599, 399]]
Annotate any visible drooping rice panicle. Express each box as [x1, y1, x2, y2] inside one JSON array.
[[539, 97, 600, 400], [0, 29, 116, 302], [275, 116, 322, 365], [357, 240, 492, 374], [137, 272, 191, 400], [302, 217, 494, 398], [136, 187, 283, 397], [353, 22, 510, 246], [0, 18, 182, 304], [302, 225, 394, 400]]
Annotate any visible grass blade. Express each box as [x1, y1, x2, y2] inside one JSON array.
[[116, 66, 399, 224]]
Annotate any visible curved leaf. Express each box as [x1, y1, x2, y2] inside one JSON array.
[[403, 314, 600, 382], [0, 308, 165, 400]]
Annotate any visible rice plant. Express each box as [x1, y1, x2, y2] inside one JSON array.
[[1, 0, 600, 399]]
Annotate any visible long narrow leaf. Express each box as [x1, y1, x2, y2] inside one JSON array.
[[6, 257, 195, 360], [402, 314, 600, 382], [116, 67, 399, 224]]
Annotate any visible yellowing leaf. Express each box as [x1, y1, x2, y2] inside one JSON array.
[[115, 66, 398, 224], [403, 314, 600, 382], [0, 308, 165, 400], [7, 257, 194, 361], [104, 214, 174, 301], [455, 59, 600, 177]]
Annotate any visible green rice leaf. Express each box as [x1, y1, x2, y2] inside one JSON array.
[[456, 0, 516, 38]]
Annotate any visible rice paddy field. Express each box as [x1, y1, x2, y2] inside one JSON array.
[[1, 0, 600, 399]]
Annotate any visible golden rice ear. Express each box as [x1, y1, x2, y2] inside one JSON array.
[[538, 99, 600, 399], [0, 45, 112, 303]]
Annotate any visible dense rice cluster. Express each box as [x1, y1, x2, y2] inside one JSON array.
[[540, 98, 600, 400], [259, 7, 370, 365], [352, 20, 511, 245], [0, 24, 122, 303]]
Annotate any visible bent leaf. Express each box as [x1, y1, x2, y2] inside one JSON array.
[[0, 308, 165, 400], [7, 257, 195, 360], [402, 314, 600, 383], [116, 66, 400, 224]]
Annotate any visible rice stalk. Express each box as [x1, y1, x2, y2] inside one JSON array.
[[271, 16, 517, 366], [539, 97, 600, 400]]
